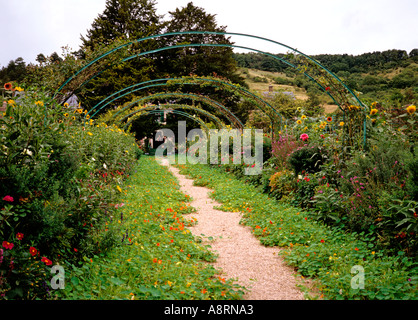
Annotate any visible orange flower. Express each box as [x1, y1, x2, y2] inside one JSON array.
[[153, 258, 158, 263], [4, 82, 12, 90], [201, 289, 207, 294], [326, 117, 332, 122]]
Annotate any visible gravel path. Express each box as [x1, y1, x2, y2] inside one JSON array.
[[164, 162, 305, 300]]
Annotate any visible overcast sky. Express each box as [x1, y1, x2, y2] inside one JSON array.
[[1, 0, 417, 67]]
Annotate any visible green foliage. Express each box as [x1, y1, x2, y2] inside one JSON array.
[[58, 157, 245, 300], [287, 145, 328, 175], [176, 161, 418, 300], [0, 88, 137, 299]]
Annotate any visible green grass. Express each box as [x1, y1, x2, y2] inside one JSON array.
[[175, 162, 418, 300], [58, 156, 245, 300]]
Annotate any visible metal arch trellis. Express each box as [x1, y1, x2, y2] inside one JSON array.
[[67, 42, 341, 109], [55, 31, 364, 107], [109, 92, 245, 129], [129, 109, 210, 132], [54, 31, 368, 147], [121, 103, 227, 130], [86, 76, 283, 134]]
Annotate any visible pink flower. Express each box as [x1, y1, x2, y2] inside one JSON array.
[[2, 195, 14, 202], [300, 133, 309, 141]]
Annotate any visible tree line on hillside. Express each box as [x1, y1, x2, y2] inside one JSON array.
[[234, 49, 418, 74], [235, 50, 418, 106]]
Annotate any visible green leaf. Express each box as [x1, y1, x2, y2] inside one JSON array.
[[109, 277, 124, 286], [71, 277, 80, 286]]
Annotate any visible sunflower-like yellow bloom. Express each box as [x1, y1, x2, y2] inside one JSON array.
[[406, 105, 416, 115]]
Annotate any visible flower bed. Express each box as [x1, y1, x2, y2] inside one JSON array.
[[0, 86, 140, 299]]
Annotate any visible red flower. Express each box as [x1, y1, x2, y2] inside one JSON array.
[[29, 246, 38, 256], [2, 241, 14, 249], [74, 248, 78, 252], [2, 195, 14, 202], [41, 257, 52, 266], [325, 86, 330, 91], [320, 239, 325, 243], [16, 233, 24, 240], [300, 133, 309, 141], [354, 247, 359, 251], [4, 83, 12, 90]]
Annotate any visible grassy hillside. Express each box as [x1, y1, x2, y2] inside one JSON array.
[[235, 51, 418, 114], [238, 67, 338, 114]]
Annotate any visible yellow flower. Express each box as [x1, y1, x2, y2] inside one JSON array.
[[339, 122, 344, 126], [117, 186, 122, 193], [76, 109, 83, 114], [301, 115, 307, 120], [64, 103, 69, 107], [7, 99, 15, 105], [406, 105, 416, 115], [370, 108, 378, 115], [15, 86, 23, 92], [63, 113, 69, 117], [87, 132, 93, 136], [296, 120, 302, 125], [35, 101, 44, 107]]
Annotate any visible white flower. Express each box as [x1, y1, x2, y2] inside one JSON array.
[[103, 163, 107, 169], [23, 148, 33, 156]]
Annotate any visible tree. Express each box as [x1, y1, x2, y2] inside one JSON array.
[[161, 2, 244, 84], [36, 54, 47, 65], [78, 0, 165, 111], [0, 57, 27, 83], [81, 0, 163, 50]]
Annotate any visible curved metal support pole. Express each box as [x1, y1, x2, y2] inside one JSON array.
[[120, 103, 226, 130], [55, 31, 359, 109], [105, 92, 245, 129], [125, 109, 210, 132]]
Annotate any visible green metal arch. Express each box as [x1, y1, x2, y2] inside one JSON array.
[[88, 77, 284, 125], [55, 31, 364, 110], [109, 92, 244, 129], [129, 109, 210, 132], [54, 31, 367, 147], [121, 103, 226, 130], [86, 77, 280, 135]]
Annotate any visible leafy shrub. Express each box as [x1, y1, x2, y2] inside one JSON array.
[[268, 169, 295, 200], [287, 145, 328, 175], [0, 88, 137, 299]]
